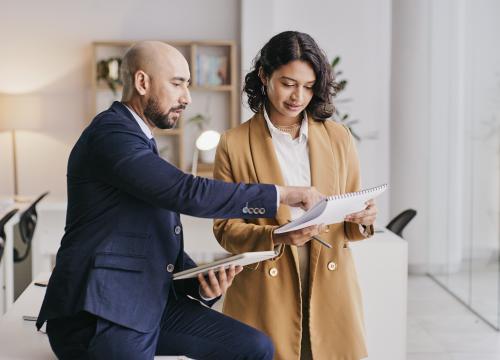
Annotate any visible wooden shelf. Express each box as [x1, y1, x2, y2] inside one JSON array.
[[154, 128, 182, 136], [91, 40, 238, 171], [191, 85, 232, 91]]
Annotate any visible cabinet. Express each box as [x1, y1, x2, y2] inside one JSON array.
[[91, 40, 237, 176]]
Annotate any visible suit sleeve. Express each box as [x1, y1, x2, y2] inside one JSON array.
[[87, 122, 277, 220], [212, 133, 278, 254], [342, 126, 374, 240]]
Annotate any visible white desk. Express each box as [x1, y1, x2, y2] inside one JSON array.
[[351, 230, 408, 360], [0, 201, 66, 314], [0, 274, 54, 360], [0, 275, 190, 359], [0, 201, 30, 313]]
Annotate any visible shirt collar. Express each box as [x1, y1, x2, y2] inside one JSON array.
[[123, 104, 153, 139], [263, 106, 308, 143]]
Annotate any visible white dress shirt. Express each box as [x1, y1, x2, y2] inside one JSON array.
[[264, 107, 313, 357], [124, 105, 153, 139]]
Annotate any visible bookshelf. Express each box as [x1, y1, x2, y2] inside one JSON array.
[[91, 40, 237, 177]]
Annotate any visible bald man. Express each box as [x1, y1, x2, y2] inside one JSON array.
[[36, 41, 323, 360]]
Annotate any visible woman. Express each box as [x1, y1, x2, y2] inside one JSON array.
[[213, 31, 377, 360]]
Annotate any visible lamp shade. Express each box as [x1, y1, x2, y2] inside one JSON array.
[[0, 94, 42, 131], [195, 130, 220, 151]]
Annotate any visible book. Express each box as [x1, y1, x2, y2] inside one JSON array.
[[173, 250, 278, 280], [274, 184, 388, 234]]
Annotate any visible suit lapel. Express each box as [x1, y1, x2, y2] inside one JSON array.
[[308, 118, 337, 282]]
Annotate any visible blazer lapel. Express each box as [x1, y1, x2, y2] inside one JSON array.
[[308, 118, 338, 283], [248, 113, 301, 274], [249, 112, 291, 226]]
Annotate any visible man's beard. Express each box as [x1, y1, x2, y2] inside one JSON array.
[[144, 96, 185, 130]]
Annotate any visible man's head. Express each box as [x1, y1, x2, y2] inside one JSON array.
[[120, 41, 191, 129]]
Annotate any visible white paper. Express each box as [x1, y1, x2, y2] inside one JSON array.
[[274, 184, 388, 234]]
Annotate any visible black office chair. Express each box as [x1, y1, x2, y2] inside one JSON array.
[[13, 192, 49, 263], [0, 208, 19, 263], [386, 209, 417, 238]]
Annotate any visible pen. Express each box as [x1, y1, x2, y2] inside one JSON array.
[[311, 235, 333, 249], [286, 220, 332, 249]]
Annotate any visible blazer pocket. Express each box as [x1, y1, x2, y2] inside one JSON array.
[[94, 253, 146, 272]]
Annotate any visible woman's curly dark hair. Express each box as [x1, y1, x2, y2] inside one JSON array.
[[243, 31, 339, 120]]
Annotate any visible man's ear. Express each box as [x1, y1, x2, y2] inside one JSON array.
[[134, 70, 150, 96], [258, 67, 268, 86]]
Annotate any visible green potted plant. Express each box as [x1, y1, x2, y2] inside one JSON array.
[[330, 56, 361, 141]]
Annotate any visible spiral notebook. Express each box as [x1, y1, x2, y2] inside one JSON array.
[[274, 184, 388, 234]]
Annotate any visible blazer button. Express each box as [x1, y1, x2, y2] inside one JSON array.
[[242, 207, 249, 214], [174, 225, 181, 235], [259, 208, 265, 214], [269, 267, 278, 277], [166, 264, 174, 273], [327, 261, 337, 271]]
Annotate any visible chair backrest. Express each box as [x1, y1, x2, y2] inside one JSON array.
[[14, 192, 49, 263], [0, 208, 19, 262], [386, 209, 417, 238]]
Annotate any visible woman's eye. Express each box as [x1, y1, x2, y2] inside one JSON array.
[[283, 83, 295, 87]]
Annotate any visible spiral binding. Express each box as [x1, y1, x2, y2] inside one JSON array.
[[326, 184, 388, 201]]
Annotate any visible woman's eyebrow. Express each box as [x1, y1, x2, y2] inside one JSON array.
[[280, 76, 315, 84]]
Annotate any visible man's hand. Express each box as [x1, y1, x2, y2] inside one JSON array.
[[198, 265, 243, 299], [278, 186, 324, 211], [345, 199, 378, 226], [273, 224, 327, 246]]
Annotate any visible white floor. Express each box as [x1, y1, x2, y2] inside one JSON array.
[[407, 275, 500, 360]]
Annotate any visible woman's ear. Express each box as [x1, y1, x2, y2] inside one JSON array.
[[258, 67, 268, 86]]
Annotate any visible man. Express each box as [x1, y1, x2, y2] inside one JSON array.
[[36, 41, 323, 360]]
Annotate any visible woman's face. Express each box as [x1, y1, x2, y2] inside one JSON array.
[[261, 60, 316, 122]]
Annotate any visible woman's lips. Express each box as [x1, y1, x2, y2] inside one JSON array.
[[284, 103, 302, 111]]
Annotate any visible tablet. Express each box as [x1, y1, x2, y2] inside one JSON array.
[[173, 250, 278, 280]]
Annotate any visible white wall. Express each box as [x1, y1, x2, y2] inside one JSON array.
[[241, 0, 392, 224], [390, 0, 431, 272], [0, 0, 240, 201], [392, 0, 500, 273]]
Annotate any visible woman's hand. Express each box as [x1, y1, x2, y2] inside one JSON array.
[[345, 199, 377, 226], [273, 224, 327, 246], [198, 265, 243, 299]]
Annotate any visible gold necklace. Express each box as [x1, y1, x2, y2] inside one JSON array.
[[272, 121, 301, 136]]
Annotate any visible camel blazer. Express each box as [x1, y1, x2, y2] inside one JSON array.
[[213, 112, 372, 360]]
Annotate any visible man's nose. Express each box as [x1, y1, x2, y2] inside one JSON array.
[[180, 88, 192, 106]]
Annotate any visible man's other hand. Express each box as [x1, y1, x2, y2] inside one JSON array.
[[198, 265, 243, 299]]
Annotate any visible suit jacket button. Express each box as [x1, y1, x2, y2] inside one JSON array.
[[327, 261, 337, 271], [269, 267, 278, 277], [174, 226, 181, 235], [242, 207, 249, 214], [166, 264, 174, 273], [259, 208, 265, 214]]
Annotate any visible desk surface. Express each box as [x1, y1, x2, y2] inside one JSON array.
[[0, 275, 54, 360], [0, 277, 190, 359]]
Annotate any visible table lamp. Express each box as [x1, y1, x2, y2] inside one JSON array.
[[191, 130, 221, 175], [0, 94, 42, 201]]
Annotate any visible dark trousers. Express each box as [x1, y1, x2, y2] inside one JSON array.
[[46, 297, 274, 360]]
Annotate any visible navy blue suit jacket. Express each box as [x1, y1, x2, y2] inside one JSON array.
[[37, 102, 277, 333]]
